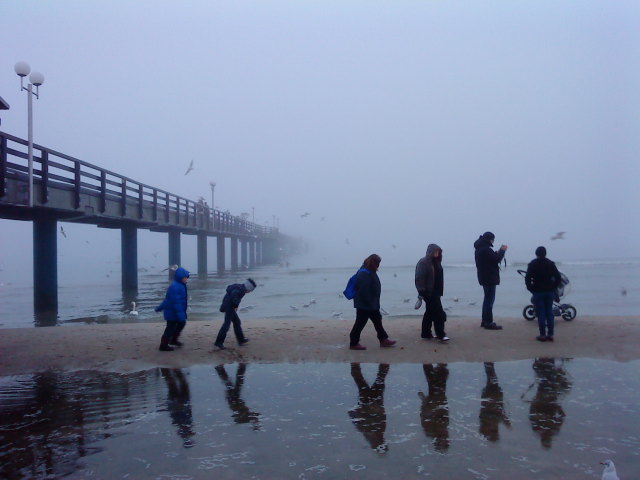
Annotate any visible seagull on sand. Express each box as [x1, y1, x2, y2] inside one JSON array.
[[184, 159, 194, 176], [60, 226, 67, 238], [600, 460, 620, 480], [620, 287, 627, 296], [550, 231, 566, 240]]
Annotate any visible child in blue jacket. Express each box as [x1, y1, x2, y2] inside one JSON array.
[[214, 278, 256, 349], [155, 267, 190, 351]]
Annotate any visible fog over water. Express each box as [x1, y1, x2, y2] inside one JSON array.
[[1, 1, 639, 285]]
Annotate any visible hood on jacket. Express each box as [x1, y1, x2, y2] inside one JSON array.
[[426, 243, 442, 258], [474, 235, 493, 250], [174, 267, 190, 282]]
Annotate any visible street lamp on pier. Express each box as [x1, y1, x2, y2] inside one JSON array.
[[15, 61, 45, 208], [209, 181, 216, 209]]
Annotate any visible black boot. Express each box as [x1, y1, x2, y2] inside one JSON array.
[[159, 336, 174, 351]]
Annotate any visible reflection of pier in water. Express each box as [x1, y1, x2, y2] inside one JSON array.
[[0, 369, 163, 478]]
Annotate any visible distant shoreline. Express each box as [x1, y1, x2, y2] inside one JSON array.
[[1, 315, 639, 376]]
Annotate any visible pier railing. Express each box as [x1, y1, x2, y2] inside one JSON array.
[[0, 131, 276, 238]]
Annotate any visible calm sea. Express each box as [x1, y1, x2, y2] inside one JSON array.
[[0, 258, 638, 328]]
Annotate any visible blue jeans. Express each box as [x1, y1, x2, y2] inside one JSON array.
[[532, 291, 555, 337], [482, 285, 496, 325], [215, 310, 246, 345]]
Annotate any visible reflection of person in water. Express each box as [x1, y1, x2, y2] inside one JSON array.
[[418, 363, 450, 453], [161, 368, 195, 448], [479, 362, 511, 442], [348, 363, 389, 453], [528, 358, 572, 449], [214, 364, 261, 430]]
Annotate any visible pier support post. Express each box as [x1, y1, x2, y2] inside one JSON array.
[[197, 233, 207, 278], [249, 240, 256, 268], [33, 218, 58, 314], [168, 230, 181, 279], [230, 237, 239, 272], [240, 240, 248, 269], [216, 235, 225, 276], [121, 225, 138, 293], [257, 240, 263, 265]]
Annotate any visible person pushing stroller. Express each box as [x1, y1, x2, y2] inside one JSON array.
[[525, 247, 562, 342]]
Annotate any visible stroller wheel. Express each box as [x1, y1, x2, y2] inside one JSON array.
[[561, 305, 577, 321], [523, 305, 536, 320]]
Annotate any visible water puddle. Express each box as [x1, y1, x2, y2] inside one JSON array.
[[0, 359, 638, 479]]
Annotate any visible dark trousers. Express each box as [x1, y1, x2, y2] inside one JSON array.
[[161, 320, 185, 345], [349, 308, 389, 346], [215, 310, 246, 345], [422, 296, 446, 338], [481, 285, 497, 325], [532, 291, 555, 337]]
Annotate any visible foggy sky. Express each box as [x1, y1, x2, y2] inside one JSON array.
[[1, 0, 639, 282]]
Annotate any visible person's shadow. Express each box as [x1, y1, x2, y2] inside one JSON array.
[[479, 362, 512, 442], [214, 363, 261, 430], [418, 363, 450, 453], [527, 358, 572, 449], [348, 363, 390, 453], [161, 368, 195, 448]]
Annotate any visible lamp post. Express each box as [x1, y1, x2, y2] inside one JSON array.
[[15, 61, 45, 208], [209, 181, 216, 209]]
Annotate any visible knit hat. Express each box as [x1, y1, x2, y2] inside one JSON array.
[[244, 278, 257, 292], [535, 246, 547, 258], [482, 232, 495, 242]]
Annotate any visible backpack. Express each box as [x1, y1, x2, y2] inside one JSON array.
[[343, 268, 368, 300]]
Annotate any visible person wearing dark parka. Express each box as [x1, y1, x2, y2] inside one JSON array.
[[525, 246, 562, 342], [474, 232, 508, 330]]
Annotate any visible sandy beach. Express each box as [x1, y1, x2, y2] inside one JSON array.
[[1, 315, 639, 375]]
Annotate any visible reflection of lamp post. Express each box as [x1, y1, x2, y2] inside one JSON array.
[[209, 181, 216, 209], [15, 61, 45, 208]]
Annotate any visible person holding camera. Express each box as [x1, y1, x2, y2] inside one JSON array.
[[474, 232, 507, 330]]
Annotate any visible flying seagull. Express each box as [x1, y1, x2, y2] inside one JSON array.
[[184, 159, 194, 176], [300, 212, 310, 218], [60, 226, 67, 238], [550, 231, 566, 240]]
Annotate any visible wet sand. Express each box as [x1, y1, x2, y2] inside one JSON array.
[[1, 315, 639, 375]]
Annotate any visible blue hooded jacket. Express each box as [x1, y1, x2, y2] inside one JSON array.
[[155, 267, 190, 322]]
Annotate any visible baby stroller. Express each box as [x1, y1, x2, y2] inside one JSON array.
[[516, 269, 577, 321]]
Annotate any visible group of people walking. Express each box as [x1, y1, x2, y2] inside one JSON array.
[[348, 231, 563, 350], [155, 268, 257, 351], [154, 230, 563, 352]]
